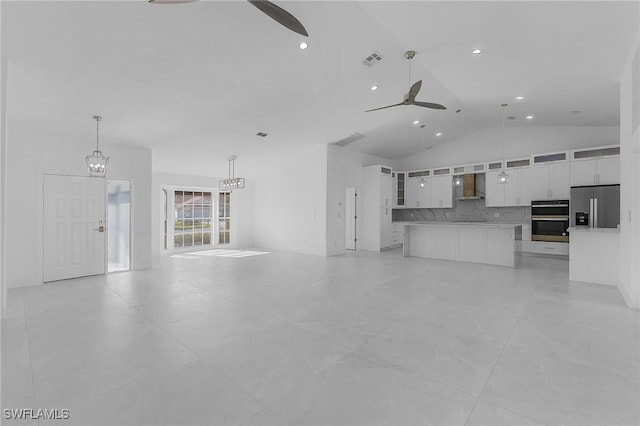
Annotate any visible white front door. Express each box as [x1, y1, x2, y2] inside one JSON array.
[[43, 175, 106, 282]]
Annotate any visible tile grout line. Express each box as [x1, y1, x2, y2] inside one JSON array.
[[462, 281, 540, 426], [21, 302, 40, 411]]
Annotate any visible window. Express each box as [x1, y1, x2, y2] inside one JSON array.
[[174, 191, 213, 248], [218, 191, 231, 244]]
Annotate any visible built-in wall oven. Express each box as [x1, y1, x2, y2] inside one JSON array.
[[531, 200, 569, 242]]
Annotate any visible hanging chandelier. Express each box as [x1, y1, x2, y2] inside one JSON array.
[[85, 115, 109, 177], [219, 155, 245, 190]]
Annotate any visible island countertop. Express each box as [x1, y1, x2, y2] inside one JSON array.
[[400, 221, 523, 229]]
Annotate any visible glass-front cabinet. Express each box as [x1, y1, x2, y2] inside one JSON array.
[[396, 172, 405, 207]]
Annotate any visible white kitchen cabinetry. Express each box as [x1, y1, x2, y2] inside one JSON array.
[[529, 162, 570, 201], [570, 146, 620, 186], [570, 157, 619, 186], [486, 166, 531, 207], [359, 165, 394, 251], [418, 178, 432, 208], [405, 176, 419, 208], [431, 175, 453, 208], [405, 171, 431, 208], [485, 170, 504, 207]]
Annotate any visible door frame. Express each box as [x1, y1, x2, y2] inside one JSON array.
[[40, 173, 108, 283]]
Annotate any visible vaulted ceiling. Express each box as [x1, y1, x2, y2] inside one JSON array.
[[2, 1, 638, 178]]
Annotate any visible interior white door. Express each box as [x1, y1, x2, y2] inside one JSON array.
[[43, 175, 106, 282], [345, 187, 357, 250]]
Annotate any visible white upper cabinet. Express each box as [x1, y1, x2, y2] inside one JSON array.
[[549, 162, 570, 199], [570, 146, 620, 186], [570, 157, 619, 186], [485, 170, 505, 207], [486, 164, 531, 207], [529, 165, 551, 200], [405, 171, 430, 208], [594, 156, 619, 185], [418, 177, 432, 208], [529, 162, 570, 200], [405, 176, 420, 208], [431, 175, 453, 208]]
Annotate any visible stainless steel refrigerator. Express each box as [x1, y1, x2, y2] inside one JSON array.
[[570, 184, 620, 228]]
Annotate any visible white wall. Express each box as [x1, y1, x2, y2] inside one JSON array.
[[326, 144, 396, 256], [252, 144, 327, 256], [396, 126, 619, 171], [1, 55, 8, 315], [618, 21, 640, 310], [4, 130, 152, 288], [151, 171, 254, 259]]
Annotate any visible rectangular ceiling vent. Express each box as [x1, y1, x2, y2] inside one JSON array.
[[333, 132, 365, 147], [362, 51, 383, 67]]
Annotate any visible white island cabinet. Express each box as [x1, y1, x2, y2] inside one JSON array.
[[568, 227, 619, 286], [403, 222, 522, 267]]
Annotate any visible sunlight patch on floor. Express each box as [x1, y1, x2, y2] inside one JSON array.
[[173, 249, 271, 258]]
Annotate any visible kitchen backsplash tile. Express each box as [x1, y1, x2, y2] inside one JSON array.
[[392, 199, 530, 224]]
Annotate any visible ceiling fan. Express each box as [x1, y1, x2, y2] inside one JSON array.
[[148, 0, 309, 37], [365, 51, 446, 112]]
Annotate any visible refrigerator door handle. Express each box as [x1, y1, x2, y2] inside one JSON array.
[[589, 198, 594, 228], [594, 198, 598, 228]]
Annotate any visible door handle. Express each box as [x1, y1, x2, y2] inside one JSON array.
[[95, 226, 105, 232]]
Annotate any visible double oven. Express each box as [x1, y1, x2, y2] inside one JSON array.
[[531, 200, 570, 243]]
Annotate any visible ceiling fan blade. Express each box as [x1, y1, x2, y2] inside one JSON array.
[[247, 0, 309, 37], [413, 101, 447, 110], [365, 103, 404, 112], [407, 80, 423, 102]]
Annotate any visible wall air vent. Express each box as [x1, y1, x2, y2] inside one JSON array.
[[362, 51, 383, 67], [333, 132, 365, 147]]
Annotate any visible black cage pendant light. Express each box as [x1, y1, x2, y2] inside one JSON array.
[[85, 115, 109, 177]]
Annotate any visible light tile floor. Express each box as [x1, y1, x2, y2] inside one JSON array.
[[2, 249, 639, 425]]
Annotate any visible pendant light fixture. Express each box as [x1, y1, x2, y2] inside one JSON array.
[[219, 155, 245, 190], [454, 109, 463, 187], [498, 104, 509, 184], [85, 115, 109, 177]]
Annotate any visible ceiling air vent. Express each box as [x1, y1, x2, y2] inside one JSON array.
[[362, 51, 383, 67], [333, 132, 365, 147]]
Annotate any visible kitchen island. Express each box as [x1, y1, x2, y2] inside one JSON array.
[[403, 222, 522, 267]]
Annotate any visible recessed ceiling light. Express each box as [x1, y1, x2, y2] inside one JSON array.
[[436, 132, 443, 136], [516, 96, 525, 100], [299, 42, 308, 50], [472, 49, 483, 55], [370, 85, 379, 91], [413, 120, 419, 125], [525, 115, 534, 119]]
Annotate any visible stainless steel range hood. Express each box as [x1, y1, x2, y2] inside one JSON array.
[[455, 173, 485, 200]]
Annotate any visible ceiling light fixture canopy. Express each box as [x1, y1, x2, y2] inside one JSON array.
[[85, 115, 109, 177], [219, 155, 245, 190]]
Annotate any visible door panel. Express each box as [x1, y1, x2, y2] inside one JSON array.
[[44, 175, 106, 282]]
